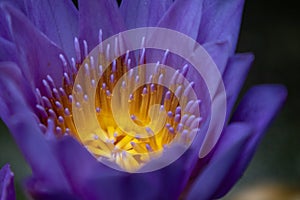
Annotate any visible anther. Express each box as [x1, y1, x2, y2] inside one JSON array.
[[56, 127, 62, 135], [55, 101, 62, 109], [96, 107, 101, 113], [42, 79, 53, 98], [59, 87, 67, 97], [161, 49, 169, 64], [64, 108, 71, 116], [71, 57, 77, 73], [112, 59, 117, 73], [83, 40, 88, 58], [181, 64, 189, 76], [74, 37, 81, 62], [58, 116, 64, 124], [98, 29, 103, 53], [52, 88, 60, 99], [42, 96, 52, 108], [63, 72, 71, 85], [36, 104, 48, 118], [48, 109, 57, 119], [68, 95, 73, 103], [59, 54, 68, 72], [84, 63, 90, 76]]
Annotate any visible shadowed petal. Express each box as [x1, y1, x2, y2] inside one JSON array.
[[120, 0, 172, 29], [54, 137, 124, 199], [0, 62, 36, 118], [197, 0, 245, 53], [203, 40, 230, 74], [0, 37, 17, 62], [0, 0, 24, 13], [187, 123, 252, 200], [79, 0, 125, 51], [25, 177, 80, 200], [157, 0, 203, 40], [0, 164, 15, 200], [55, 135, 198, 199], [1, 4, 67, 88], [0, 64, 72, 197], [213, 85, 287, 198], [24, 0, 78, 60], [55, 137, 161, 199], [223, 53, 254, 120], [0, 10, 12, 40]]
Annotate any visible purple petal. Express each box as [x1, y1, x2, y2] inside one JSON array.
[[24, 0, 78, 60], [79, 0, 125, 51], [7, 114, 73, 198], [53, 137, 124, 199], [0, 38, 17, 62], [1, 4, 66, 88], [0, 66, 72, 196], [223, 53, 254, 120], [203, 40, 230, 74], [120, 0, 172, 29], [55, 136, 197, 199], [0, 0, 25, 13], [0, 10, 12, 40], [25, 177, 80, 200], [187, 123, 252, 200], [157, 0, 203, 40], [0, 62, 36, 118], [197, 0, 245, 53], [213, 84, 287, 198], [0, 164, 15, 200]]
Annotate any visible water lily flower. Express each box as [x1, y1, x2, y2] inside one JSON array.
[[0, 164, 15, 200], [0, 0, 287, 200]]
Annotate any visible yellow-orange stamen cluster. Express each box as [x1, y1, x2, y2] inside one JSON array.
[[35, 39, 201, 172]]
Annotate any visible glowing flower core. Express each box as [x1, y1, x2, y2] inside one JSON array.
[[36, 36, 201, 172]]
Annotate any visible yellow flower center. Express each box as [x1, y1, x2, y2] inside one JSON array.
[[36, 37, 201, 172]]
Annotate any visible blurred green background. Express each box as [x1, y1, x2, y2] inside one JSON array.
[[0, 0, 299, 199]]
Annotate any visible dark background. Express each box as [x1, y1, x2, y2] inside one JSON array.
[[0, 0, 299, 199]]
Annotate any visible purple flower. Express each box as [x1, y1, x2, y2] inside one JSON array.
[[0, 164, 15, 200], [0, 0, 287, 200]]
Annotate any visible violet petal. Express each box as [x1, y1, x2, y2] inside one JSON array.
[[157, 0, 203, 40], [1, 4, 66, 88], [120, 0, 172, 29], [79, 0, 125, 51], [0, 164, 15, 200], [55, 136, 197, 199], [0, 0, 25, 14], [0, 62, 36, 119], [223, 53, 254, 121], [0, 66, 72, 196], [197, 0, 245, 53], [0, 38, 17, 62], [24, 0, 78, 60], [213, 84, 287, 198], [187, 122, 252, 200], [203, 40, 230, 75]]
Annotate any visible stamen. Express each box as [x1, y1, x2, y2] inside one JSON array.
[[42, 79, 53, 98], [161, 49, 169, 64], [83, 40, 88, 58], [59, 54, 68, 72], [42, 96, 51, 108], [74, 37, 81, 62], [98, 29, 103, 53], [36, 38, 201, 172], [71, 57, 77, 73], [36, 104, 48, 118]]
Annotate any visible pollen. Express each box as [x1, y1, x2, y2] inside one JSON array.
[[35, 33, 201, 172]]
